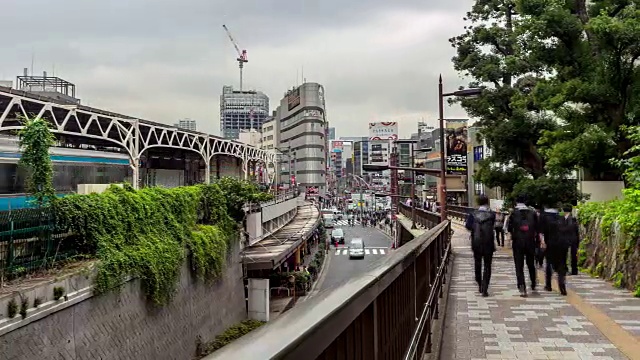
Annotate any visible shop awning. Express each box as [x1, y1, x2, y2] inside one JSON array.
[[242, 203, 320, 271]]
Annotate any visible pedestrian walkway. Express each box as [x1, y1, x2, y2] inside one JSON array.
[[441, 225, 640, 360], [333, 247, 387, 256]]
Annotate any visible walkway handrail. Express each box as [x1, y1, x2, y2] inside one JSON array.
[[204, 220, 451, 360], [403, 240, 451, 360]]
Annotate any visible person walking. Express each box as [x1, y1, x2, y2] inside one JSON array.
[[494, 208, 506, 247], [560, 205, 580, 275], [465, 195, 496, 297], [507, 195, 539, 297], [539, 202, 567, 295]]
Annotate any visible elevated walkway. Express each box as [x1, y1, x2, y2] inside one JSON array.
[[441, 224, 640, 360]]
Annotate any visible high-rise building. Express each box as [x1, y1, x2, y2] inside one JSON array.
[[273, 83, 327, 193], [328, 127, 336, 140], [173, 118, 197, 131], [220, 85, 269, 140]]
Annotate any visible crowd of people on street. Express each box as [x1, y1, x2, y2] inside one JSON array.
[[465, 194, 580, 298]]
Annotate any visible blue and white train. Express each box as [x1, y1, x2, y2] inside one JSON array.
[[0, 136, 131, 211]]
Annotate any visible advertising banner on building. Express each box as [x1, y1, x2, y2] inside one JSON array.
[[287, 87, 301, 111], [473, 146, 484, 162], [368, 122, 398, 140], [445, 120, 468, 175], [332, 140, 344, 151]]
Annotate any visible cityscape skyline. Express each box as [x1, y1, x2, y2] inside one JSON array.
[[0, 0, 473, 139]]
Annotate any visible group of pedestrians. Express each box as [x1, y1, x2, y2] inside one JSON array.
[[464, 194, 580, 298]]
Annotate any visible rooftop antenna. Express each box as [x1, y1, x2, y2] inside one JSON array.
[[30, 52, 35, 76], [301, 66, 305, 84]]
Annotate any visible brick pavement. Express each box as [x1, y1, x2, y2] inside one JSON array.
[[440, 225, 639, 360]]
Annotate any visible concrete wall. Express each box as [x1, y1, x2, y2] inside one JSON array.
[[0, 243, 246, 360], [215, 155, 242, 179], [580, 181, 625, 202]]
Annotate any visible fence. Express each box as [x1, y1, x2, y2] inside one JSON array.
[[205, 220, 452, 360], [0, 207, 74, 279]]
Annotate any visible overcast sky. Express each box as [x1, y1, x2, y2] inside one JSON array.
[[1, 0, 474, 138]]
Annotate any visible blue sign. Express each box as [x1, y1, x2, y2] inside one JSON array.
[[473, 146, 484, 162]]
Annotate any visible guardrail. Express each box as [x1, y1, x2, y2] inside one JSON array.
[[398, 203, 441, 229], [447, 204, 472, 221], [205, 220, 452, 360], [243, 189, 299, 212]]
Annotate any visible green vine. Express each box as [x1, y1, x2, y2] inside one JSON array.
[[52, 178, 269, 304], [18, 116, 56, 206]]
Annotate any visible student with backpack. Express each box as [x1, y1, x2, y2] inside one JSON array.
[[464, 195, 496, 297], [507, 195, 540, 297], [539, 202, 568, 295], [559, 205, 580, 275]]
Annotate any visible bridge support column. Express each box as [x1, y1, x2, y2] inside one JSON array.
[[205, 162, 211, 184], [131, 160, 140, 190]]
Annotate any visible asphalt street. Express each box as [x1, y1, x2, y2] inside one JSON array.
[[315, 223, 392, 292]]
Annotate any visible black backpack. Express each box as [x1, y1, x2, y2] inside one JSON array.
[[472, 210, 494, 247], [510, 208, 537, 244], [543, 212, 564, 247]]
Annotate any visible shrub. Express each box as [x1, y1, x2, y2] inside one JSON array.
[[199, 320, 265, 356], [53, 286, 65, 301], [7, 298, 17, 318]]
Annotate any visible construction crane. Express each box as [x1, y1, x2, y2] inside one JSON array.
[[222, 24, 248, 91]]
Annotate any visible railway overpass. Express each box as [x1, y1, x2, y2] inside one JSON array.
[[0, 86, 276, 189]]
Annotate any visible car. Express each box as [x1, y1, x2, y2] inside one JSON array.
[[331, 228, 345, 244], [348, 238, 365, 259]]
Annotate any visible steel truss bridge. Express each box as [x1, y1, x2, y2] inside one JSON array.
[[0, 87, 276, 188]]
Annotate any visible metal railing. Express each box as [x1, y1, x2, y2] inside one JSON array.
[[447, 204, 472, 221], [398, 203, 441, 229], [205, 220, 451, 360], [0, 208, 75, 278]]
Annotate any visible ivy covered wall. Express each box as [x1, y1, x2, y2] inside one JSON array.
[[577, 189, 640, 297]]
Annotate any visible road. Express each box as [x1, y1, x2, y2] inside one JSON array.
[[314, 220, 392, 292]]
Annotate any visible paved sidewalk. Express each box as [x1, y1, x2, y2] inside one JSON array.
[[440, 225, 639, 360]]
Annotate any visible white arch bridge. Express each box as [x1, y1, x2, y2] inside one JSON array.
[[0, 87, 276, 189]]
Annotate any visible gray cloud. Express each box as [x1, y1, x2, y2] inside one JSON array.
[[1, 0, 474, 138]]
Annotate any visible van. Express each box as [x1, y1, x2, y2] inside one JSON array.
[[323, 214, 335, 228]]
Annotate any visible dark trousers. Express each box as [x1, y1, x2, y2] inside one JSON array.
[[474, 252, 493, 293], [495, 227, 504, 246], [545, 247, 568, 290], [513, 246, 536, 289], [570, 243, 578, 275], [535, 248, 545, 267]]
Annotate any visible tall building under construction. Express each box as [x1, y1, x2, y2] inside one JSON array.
[[219, 86, 269, 140]]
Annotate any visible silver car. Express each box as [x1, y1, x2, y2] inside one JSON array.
[[348, 238, 365, 259]]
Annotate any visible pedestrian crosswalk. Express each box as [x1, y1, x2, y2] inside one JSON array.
[[333, 219, 360, 226], [334, 247, 387, 256]]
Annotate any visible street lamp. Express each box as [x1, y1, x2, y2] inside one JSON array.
[[438, 75, 482, 222]]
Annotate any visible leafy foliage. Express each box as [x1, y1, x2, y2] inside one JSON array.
[[52, 178, 271, 304], [515, 0, 640, 181], [18, 116, 56, 206], [215, 177, 274, 221], [450, 0, 563, 203], [452, 0, 640, 203], [197, 320, 265, 357]]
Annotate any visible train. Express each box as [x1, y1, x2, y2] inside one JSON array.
[[0, 136, 131, 211]]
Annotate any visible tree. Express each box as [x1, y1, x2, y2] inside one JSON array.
[[18, 116, 56, 206], [516, 0, 640, 183], [450, 0, 564, 205]]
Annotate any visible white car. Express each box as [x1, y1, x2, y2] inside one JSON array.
[[348, 238, 365, 259]]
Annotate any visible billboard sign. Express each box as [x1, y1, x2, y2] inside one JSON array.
[[445, 120, 468, 175], [332, 141, 344, 150], [287, 87, 301, 111], [368, 122, 398, 140]]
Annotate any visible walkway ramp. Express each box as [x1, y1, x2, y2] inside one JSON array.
[[441, 225, 640, 360]]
